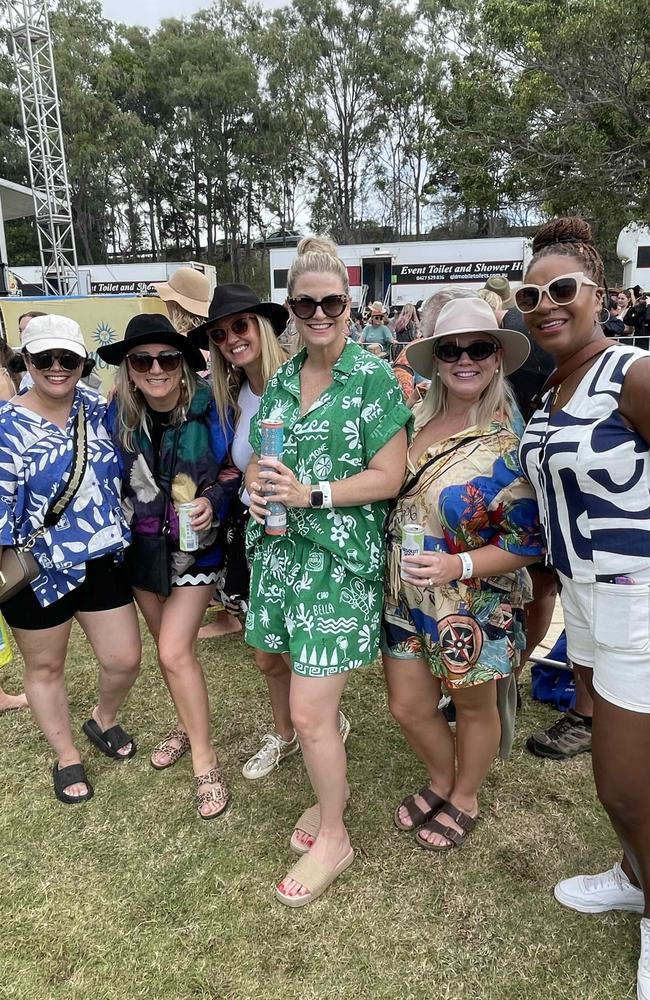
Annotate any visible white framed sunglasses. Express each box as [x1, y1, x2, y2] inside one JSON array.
[[514, 271, 598, 314]]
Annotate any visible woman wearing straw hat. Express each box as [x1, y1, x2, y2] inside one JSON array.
[[360, 301, 394, 354], [150, 268, 211, 335], [98, 314, 240, 819], [382, 297, 543, 850]]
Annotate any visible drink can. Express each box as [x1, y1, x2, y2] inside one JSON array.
[[178, 502, 199, 552], [401, 523, 424, 580], [260, 419, 287, 536]]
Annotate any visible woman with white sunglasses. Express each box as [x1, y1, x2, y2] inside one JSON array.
[[519, 217, 650, 1000]]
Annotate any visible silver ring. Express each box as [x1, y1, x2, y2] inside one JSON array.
[[428, 577, 434, 587]]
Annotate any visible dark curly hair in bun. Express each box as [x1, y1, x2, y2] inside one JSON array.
[[527, 217, 605, 287]]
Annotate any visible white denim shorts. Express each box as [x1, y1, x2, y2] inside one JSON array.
[[558, 571, 650, 714]]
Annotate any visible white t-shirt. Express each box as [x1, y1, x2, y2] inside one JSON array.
[[232, 380, 262, 507]]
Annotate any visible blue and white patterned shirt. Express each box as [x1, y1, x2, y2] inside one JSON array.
[[0, 385, 129, 607]]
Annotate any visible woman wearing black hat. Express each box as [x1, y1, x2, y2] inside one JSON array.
[[98, 314, 240, 819]]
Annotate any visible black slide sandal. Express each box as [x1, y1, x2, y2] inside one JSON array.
[[83, 718, 137, 760], [52, 762, 94, 804]]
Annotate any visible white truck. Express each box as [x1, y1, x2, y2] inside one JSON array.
[[617, 225, 650, 291], [269, 236, 530, 310], [8, 260, 216, 298]]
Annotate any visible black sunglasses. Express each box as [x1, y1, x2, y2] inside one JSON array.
[[433, 340, 499, 363], [287, 295, 349, 320], [208, 315, 255, 346], [27, 350, 84, 371], [127, 350, 183, 373]]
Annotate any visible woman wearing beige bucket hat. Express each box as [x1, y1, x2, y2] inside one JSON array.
[[382, 297, 544, 851], [150, 268, 210, 331]]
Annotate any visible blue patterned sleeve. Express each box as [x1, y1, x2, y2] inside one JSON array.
[[485, 446, 544, 556], [0, 428, 18, 546]]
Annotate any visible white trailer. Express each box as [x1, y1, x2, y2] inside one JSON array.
[[617, 225, 650, 290], [8, 260, 216, 297], [270, 237, 530, 310]]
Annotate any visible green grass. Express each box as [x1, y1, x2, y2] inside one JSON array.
[[0, 621, 639, 1000]]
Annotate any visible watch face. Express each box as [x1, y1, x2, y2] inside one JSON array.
[[310, 489, 324, 508]]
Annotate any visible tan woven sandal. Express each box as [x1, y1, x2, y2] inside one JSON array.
[[276, 848, 355, 907], [290, 805, 321, 855], [150, 727, 190, 770], [194, 765, 229, 820]]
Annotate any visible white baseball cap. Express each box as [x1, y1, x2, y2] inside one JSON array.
[[21, 314, 88, 358]]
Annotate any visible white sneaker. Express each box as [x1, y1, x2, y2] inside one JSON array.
[[554, 863, 645, 914], [339, 710, 351, 744], [639, 918, 650, 1000], [242, 732, 299, 780]]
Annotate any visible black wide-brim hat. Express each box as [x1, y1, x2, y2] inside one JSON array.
[[96, 313, 207, 371], [188, 284, 289, 348]]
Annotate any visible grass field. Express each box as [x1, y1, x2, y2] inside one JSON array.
[[0, 618, 640, 1000]]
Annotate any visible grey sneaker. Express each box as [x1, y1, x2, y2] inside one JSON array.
[[242, 731, 299, 780], [526, 710, 592, 760]]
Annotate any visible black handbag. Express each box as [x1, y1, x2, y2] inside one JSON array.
[[125, 426, 180, 598]]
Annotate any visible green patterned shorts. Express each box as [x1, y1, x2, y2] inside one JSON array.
[[245, 536, 382, 677]]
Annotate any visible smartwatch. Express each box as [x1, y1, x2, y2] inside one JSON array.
[[309, 487, 324, 508], [309, 481, 333, 509]]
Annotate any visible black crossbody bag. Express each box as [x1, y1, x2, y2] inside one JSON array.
[[125, 426, 180, 598]]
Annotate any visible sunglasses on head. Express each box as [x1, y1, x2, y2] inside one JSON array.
[[287, 295, 349, 320], [208, 314, 256, 346], [127, 350, 183, 373], [514, 271, 598, 314], [433, 340, 499, 363], [27, 350, 83, 371]]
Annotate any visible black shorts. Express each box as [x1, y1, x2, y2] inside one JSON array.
[[2, 554, 134, 631]]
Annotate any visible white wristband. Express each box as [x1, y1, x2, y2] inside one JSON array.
[[458, 552, 473, 580], [319, 481, 333, 509]]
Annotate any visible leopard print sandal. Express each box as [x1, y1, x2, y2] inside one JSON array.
[[195, 765, 230, 820]]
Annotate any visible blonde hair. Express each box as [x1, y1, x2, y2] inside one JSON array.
[[477, 289, 502, 312], [209, 313, 287, 430], [287, 237, 349, 296], [166, 301, 204, 335], [413, 352, 516, 434], [114, 358, 197, 452]]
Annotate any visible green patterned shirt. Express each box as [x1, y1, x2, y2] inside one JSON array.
[[248, 340, 412, 579]]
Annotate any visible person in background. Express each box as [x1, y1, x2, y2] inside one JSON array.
[[519, 217, 650, 1000], [393, 303, 420, 346], [603, 297, 626, 339], [0, 315, 140, 803], [384, 298, 542, 850], [99, 314, 239, 819], [360, 302, 394, 354], [245, 237, 411, 906]]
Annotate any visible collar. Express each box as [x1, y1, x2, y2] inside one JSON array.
[[278, 339, 359, 394]]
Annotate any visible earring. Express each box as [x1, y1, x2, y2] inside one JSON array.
[[599, 307, 611, 325], [496, 367, 500, 373], [435, 371, 441, 378]]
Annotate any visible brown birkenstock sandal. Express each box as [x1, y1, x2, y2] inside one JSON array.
[[415, 802, 478, 851], [276, 848, 355, 907], [393, 785, 447, 832], [150, 727, 190, 770]]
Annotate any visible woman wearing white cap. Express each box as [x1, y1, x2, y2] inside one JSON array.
[[0, 315, 140, 804], [382, 298, 544, 850]]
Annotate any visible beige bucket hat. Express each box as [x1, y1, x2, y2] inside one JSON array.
[[150, 268, 211, 318], [405, 297, 530, 377]]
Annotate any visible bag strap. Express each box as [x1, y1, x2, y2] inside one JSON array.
[[23, 405, 88, 550], [398, 432, 496, 500], [158, 425, 181, 535]]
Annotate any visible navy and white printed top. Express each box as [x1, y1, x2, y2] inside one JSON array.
[[520, 344, 650, 582], [0, 385, 129, 607]]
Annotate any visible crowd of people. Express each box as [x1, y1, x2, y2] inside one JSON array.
[[0, 219, 648, 994]]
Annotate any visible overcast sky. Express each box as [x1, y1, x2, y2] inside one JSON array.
[[101, 0, 285, 28]]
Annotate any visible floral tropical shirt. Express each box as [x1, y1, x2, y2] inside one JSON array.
[[248, 340, 412, 580], [384, 417, 544, 685], [0, 385, 129, 607]]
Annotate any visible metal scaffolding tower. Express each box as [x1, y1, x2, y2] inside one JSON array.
[[6, 0, 80, 295]]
